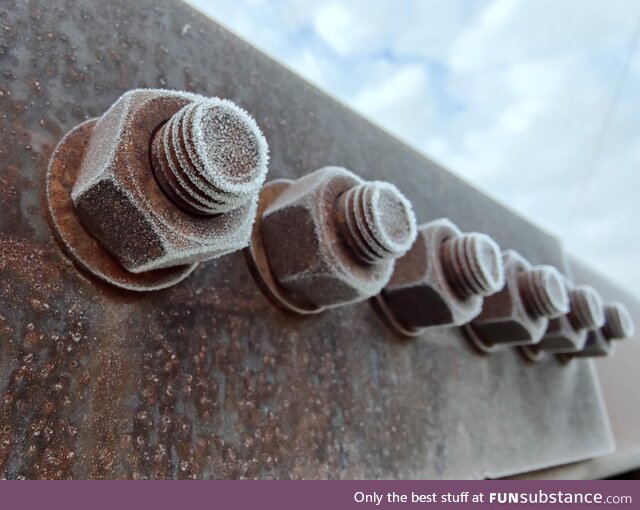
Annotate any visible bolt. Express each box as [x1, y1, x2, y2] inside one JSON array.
[[61, 89, 269, 281], [602, 302, 635, 340], [440, 232, 504, 299], [465, 251, 569, 351], [335, 181, 416, 265], [518, 266, 570, 319], [151, 98, 268, 216], [521, 281, 606, 357], [567, 285, 605, 331], [378, 220, 504, 334], [254, 166, 417, 311], [566, 301, 635, 359]]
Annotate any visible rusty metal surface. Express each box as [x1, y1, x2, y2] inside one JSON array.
[[0, 0, 614, 478]]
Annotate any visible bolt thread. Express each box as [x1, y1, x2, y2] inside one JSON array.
[[518, 266, 569, 319], [441, 233, 504, 299], [602, 302, 634, 340], [568, 285, 605, 330], [151, 99, 267, 216], [336, 181, 416, 265]]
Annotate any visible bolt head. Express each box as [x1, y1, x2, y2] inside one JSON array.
[[534, 276, 594, 353]]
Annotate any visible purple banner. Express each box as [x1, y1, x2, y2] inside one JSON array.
[[0, 480, 638, 509]]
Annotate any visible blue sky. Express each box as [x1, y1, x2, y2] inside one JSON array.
[[188, 0, 640, 295]]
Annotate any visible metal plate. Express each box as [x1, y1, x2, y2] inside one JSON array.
[[0, 0, 612, 478], [516, 258, 640, 479]]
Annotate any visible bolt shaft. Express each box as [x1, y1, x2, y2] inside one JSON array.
[[151, 99, 268, 216], [518, 266, 569, 319], [602, 302, 634, 340], [335, 181, 416, 265], [568, 286, 605, 331], [441, 233, 504, 299]]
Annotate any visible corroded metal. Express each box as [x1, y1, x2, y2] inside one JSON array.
[[0, 0, 618, 479], [46, 119, 198, 291], [253, 167, 416, 311], [48, 89, 268, 285], [522, 284, 605, 360], [465, 251, 569, 353], [376, 219, 504, 336], [568, 303, 634, 359], [150, 96, 268, 217], [244, 180, 324, 315]]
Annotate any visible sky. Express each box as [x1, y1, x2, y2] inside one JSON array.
[[188, 0, 640, 296]]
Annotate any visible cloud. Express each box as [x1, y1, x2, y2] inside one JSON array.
[[187, 0, 640, 295], [353, 63, 433, 145]]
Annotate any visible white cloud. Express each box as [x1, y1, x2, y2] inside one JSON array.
[[450, 0, 638, 74], [187, 0, 640, 295], [353, 63, 433, 145], [313, 4, 359, 56]]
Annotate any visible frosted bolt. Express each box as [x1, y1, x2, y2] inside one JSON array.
[[518, 266, 570, 319], [335, 181, 417, 265], [151, 99, 269, 216], [440, 233, 504, 299], [60, 89, 271, 282], [378, 220, 507, 335], [256, 167, 418, 311], [602, 302, 635, 340], [567, 285, 605, 331]]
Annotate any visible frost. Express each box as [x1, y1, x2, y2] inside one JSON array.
[[156, 97, 269, 214], [343, 180, 416, 263], [262, 166, 417, 308], [68, 89, 270, 273]]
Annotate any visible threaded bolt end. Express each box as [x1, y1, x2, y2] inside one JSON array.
[[151, 98, 269, 216], [336, 181, 417, 264], [519, 266, 569, 319], [441, 233, 505, 299], [602, 302, 635, 340], [568, 285, 605, 330]]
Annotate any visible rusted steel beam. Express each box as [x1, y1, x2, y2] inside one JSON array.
[[0, 0, 616, 479]]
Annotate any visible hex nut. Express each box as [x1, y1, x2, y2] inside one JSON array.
[[259, 166, 417, 309], [71, 89, 269, 273], [469, 251, 569, 349], [571, 330, 614, 358], [567, 302, 634, 359], [533, 315, 587, 353], [530, 283, 605, 353], [381, 219, 505, 331]]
